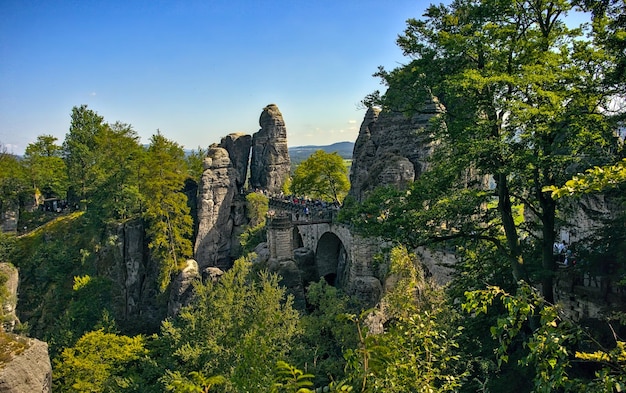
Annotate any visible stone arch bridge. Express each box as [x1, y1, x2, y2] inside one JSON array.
[[267, 197, 384, 305]]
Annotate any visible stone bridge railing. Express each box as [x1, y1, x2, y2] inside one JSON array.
[[268, 197, 339, 224]]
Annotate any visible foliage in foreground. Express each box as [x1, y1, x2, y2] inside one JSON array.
[[53, 329, 147, 393], [157, 255, 302, 392], [464, 283, 626, 393]]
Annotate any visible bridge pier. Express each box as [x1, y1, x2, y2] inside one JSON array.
[[267, 215, 293, 260], [266, 199, 386, 306]]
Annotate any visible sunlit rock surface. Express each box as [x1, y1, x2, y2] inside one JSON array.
[[249, 104, 291, 194]]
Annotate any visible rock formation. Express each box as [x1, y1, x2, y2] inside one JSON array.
[[0, 264, 52, 393], [194, 146, 239, 270], [349, 101, 441, 202], [194, 105, 291, 270], [0, 336, 51, 393], [249, 104, 291, 194], [168, 259, 201, 316], [220, 133, 252, 191], [97, 218, 165, 334]]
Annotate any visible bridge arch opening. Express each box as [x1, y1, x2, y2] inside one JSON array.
[[293, 227, 304, 249], [315, 232, 348, 288]]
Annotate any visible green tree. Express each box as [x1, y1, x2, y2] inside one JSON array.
[[0, 144, 29, 217], [88, 121, 143, 222], [355, 0, 621, 302], [158, 255, 301, 392], [292, 280, 360, 387], [53, 329, 148, 392], [141, 132, 193, 292], [63, 105, 108, 206], [291, 150, 350, 203], [340, 246, 467, 392], [464, 283, 626, 392], [577, 0, 626, 89], [185, 146, 207, 182], [0, 232, 16, 263], [23, 134, 68, 200], [271, 361, 315, 393], [547, 158, 626, 198], [246, 191, 269, 227], [63, 106, 144, 222], [238, 192, 269, 255]]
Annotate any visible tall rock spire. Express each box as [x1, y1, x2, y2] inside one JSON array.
[[194, 146, 238, 269], [249, 104, 291, 194]]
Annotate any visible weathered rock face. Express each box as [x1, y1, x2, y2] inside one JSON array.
[[0, 207, 18, 233], [194, 146, 239, 270], [268, 259, 307, 310], [168, 259, 201, 316], [0, 337, 51, 393], [220, 133, 252, 192], [349, 102, 441, 202], [249, 104, 291, 194], [97, 219, 164, 334], [293, 247, 317, 284]]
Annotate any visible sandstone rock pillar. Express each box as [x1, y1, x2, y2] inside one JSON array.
[[194, 146, 239, 269], [249, 104, 291, 194]]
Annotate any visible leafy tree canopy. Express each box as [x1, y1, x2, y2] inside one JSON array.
[[53, 329, 147, 393], [158, 255, 301, 392], [142, 131, 193, 292], [290, 150, 349, 203], [351, 0, 623, 302], [24, 135, 68, 199]]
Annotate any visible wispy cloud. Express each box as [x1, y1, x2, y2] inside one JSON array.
[[2, 143, 19, 153]]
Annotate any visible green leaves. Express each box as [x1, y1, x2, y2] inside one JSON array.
[[271, 361, 315, 393], [545, 158, 626, 198], [159, 256, 301, 392], [142, 132, 193, 292], [53, 330, 147, 393], [462, 282, 626, 392], [363, 0, 623, 304], [164, 371, 226, 393], [23, 134, 68, 199], [291, 150, 350, 203]]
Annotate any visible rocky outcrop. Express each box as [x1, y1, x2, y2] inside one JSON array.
[[202, 266, 225, 283], [192, 104, 293, 272], [268, 259, 307, 310], [220, 133, 252, 192], [168, 259, 201, 316], [0, 336, 51, 393], [0, 208, 18, 233], [0, 264, 51, 393], [194, 146, 239, 270], [349, 101, 441, 202], [293, 247, 317, 284], [97, 219, 164, 334], [249, 104, 291, 194]]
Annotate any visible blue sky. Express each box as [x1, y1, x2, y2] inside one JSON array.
[[0, 0, 433, 154]]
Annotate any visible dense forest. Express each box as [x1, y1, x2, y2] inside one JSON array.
[[1, 0, 626, 391]]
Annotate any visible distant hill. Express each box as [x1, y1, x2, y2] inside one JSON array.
[[288, 141, 354, 165]]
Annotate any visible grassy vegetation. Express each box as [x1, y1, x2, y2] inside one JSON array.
[[10, 211, 116, 356], [0, 331, 30, 367]]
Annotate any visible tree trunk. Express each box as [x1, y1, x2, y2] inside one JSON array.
[[539, 187, 557, 304], [496, 173, 530, 284]]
